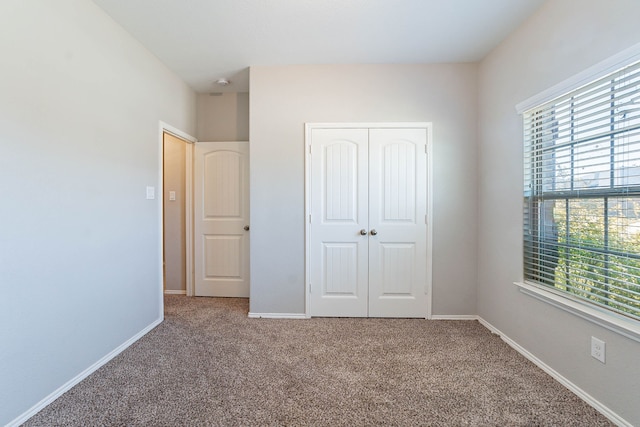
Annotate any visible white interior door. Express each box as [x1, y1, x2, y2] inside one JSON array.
[[308, 126, 429, 318], [194, 142, 250, 297], [309, 129, 369, 317], [368, 128, 428, 317]]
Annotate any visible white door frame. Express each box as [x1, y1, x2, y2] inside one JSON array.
[[159, 122, 197, 308], [304, 122, 433, 319]]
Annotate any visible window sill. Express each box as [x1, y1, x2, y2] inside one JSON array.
[[514, 281, 640, 343]]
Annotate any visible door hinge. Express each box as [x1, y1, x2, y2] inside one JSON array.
[[308, 283, 312, 293], [309, 214, 312, 223], [425, 214, 428, 225], [309, 145, 312, 154]]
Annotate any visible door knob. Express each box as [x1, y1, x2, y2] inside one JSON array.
[[360, 229, 367, 235], [370, 229, 378, 236], [244, 225, 250, 231]]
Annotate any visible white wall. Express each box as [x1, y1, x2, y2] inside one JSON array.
[[250, 64, 478, 315], [0, 1, 196, 424], [197, 92, 249, 141], [477, 0, 640, 424]]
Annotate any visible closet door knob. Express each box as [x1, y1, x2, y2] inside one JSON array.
[[359, 229, 367, 235], [370, 229, 378, 236], [244, 225, 250, 231]]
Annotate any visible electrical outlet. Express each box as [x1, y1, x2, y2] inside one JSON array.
[[591, 337, 606, 363]]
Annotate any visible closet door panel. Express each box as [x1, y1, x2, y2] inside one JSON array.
[[368, 128, 428, 318], [309, 128, 369, 317]]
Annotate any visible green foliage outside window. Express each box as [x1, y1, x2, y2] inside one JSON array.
[[551, 198, 640, 318]]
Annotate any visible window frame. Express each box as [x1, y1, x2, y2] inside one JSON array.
[[516, 42, 640, 342]]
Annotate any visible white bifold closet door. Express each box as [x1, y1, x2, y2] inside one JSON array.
[[309, 127, 428, 318]]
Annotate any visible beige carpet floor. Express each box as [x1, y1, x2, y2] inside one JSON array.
[[24, 295, 613, 426]]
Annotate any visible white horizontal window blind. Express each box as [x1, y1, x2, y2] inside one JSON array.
[[523, 60, 640, 321]]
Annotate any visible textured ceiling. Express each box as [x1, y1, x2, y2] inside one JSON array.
[[92, 0, 545, 92]]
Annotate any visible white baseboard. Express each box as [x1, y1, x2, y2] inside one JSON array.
[[431, 315, 479, 320], [7, 317, 163, 427], [248, 312, 307, 319], [476, 317, 631, 427], [164, 289, 186, 295]]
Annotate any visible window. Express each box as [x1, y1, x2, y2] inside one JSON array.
[[523, 60, 640, 322]]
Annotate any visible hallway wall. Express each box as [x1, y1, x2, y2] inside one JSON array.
[[163, 133, 187, 293], [197, 92, 249, 141]]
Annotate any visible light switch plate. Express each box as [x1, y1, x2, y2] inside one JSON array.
[[146, 186, 155, 200], [169, 191, 176, 201]]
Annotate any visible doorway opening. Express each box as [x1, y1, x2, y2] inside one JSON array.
[[160, 123, 196, 305]]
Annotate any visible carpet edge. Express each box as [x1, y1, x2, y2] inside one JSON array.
[[6, 317, 164, 427], [477, 317, 631, 427]]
